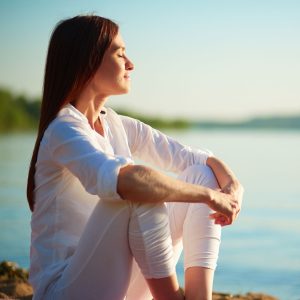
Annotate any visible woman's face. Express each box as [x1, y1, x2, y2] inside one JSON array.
[[90, 32, 134, 97]]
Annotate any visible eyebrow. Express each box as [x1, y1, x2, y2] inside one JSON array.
[[112, 46, 126, 51]]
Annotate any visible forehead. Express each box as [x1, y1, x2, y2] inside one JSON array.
[[110, 32, 126, 51]]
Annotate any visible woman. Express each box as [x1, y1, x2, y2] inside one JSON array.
[[27, 15, 243, 300]]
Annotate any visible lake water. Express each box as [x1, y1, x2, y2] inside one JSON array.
[[0, 130, 299, 300]]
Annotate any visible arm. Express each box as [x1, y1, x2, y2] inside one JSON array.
[[206, 156, 244, 226], [121, 115, 211, 173], [47, 118, 133, 201], [117, 164, 240, 223], [206, 156, 240, 191], [121, 115, 242, 224]]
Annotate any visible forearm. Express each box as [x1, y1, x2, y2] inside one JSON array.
[[117, 164, 212, 204], [206, 156, 243, 225], [206, 156, 239, 190]]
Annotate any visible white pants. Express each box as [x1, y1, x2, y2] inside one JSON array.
[[49, 164, 221, 300]]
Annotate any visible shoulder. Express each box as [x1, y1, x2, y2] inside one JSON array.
[[104, 107, 138, 129], [105, 107, 128, 122], [44, 106, 90, 142]]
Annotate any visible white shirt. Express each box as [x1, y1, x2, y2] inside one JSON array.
[[29, 104, 212, 297]]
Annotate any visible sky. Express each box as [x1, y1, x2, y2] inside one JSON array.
[[0, 0, 299, 120]]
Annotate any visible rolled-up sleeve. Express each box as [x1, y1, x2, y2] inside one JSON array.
[[121, 116, 213, 173], [46, 119, 133, 201]]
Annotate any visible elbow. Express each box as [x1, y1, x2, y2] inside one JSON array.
[[117, 164, 149, 200]]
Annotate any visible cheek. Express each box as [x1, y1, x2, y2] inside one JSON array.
[[96, 67, 115, 83], [106, 62, 123, 79], [91, 59, 126, 92], [112, 66, 126, 85]]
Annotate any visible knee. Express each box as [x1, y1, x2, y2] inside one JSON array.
[[130, 202, 168, 226], [178, 164, 219, 189], [129, 202, 175, 279]]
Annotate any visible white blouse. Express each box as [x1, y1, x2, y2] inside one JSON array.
[[29, 104, 212, 297]]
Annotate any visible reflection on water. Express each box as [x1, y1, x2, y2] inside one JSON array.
[[0, 130, 300, 300]]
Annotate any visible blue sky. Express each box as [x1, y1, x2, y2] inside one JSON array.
[[0, 0, 299, 120]]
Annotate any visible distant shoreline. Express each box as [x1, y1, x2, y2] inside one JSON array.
[[193, 115, 300, 130], [1, 87, 299, 132]]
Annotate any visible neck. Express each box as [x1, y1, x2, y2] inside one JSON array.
[[73, 91, 108, 130]]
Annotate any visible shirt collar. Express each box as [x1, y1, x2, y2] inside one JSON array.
[[58, 104, 107, 122]]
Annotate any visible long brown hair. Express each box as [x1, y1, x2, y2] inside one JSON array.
[[27, 15, 119, 211]]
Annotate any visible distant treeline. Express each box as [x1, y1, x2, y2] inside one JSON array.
[[195, 115, 300, 130], [0, 87, 299, 132], [115, 108, 190, 130], [0, 88, 40, 132], [0, 87, 189, 132]]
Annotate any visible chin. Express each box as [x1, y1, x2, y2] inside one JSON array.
[[112, 88, 130, 96], [110, 82, 131, 95], [119, 85, 131, 94]]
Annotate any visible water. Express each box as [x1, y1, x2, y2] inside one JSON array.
[[0, 130, 299, 300]]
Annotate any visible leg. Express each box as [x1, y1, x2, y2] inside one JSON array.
[[125, 259, 153, 300], [168, 164, 222, 300], [126, 261, 183, 300], [128, 202, 183, 300], [183, 165, 221, 300], [48, 199, 182, 300], [125, 214, 184, 300], [126, 164, 221, 300], [185, 267, 214, 300], [49, 200, 133, 300], [183, 198, 220, 300]]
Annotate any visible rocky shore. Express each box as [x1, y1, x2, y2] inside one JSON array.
[[0, 261, 279, 300]]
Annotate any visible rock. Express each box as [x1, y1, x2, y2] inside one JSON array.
[[0, 261, 29, 282], [0, 261, 33, 300], [0, 292, 10, 299], [0, 280, 33, 298], [244, 292, 279, 300], [212, 291, 279, 300], [0, 261, 279, 300], [213, 292, 234, 299]]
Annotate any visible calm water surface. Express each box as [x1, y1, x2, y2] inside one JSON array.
[[0, 130, 299, 300]]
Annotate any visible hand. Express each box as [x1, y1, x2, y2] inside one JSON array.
[[208, 180, 244, 226], [208, 190, 240, 226], [221, 180, 244, 210]]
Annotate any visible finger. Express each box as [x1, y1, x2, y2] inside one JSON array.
[[214, 215, 229, 225], [216, 218, 230, 227], [210, 212, 230, 222], [209, 212, 219, 219], [210, 213, 226, 221], [220, 215, 232, 225]]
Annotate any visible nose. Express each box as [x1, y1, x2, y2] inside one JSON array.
[[125, 57, 134, 71]]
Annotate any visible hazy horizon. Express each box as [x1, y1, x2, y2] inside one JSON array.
[[1, 0, 299, 120]]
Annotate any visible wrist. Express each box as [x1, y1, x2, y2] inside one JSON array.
[[204, 187, 215, 206], [221, 178, 241, 196]]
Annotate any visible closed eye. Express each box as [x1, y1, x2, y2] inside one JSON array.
[[118, 52, 127, 58]]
